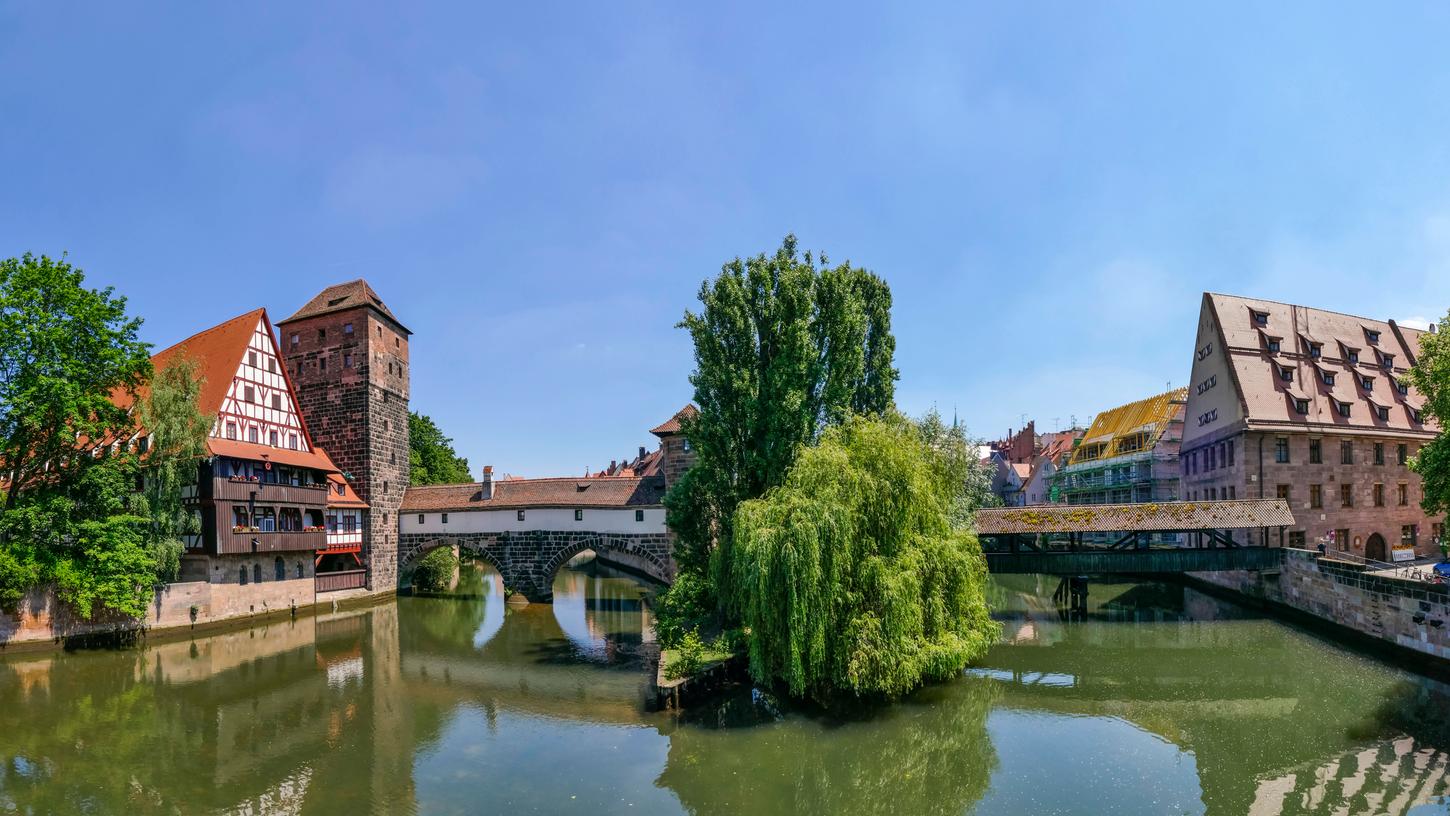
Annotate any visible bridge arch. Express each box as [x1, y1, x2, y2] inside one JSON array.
[[538, 535, 672, 593]]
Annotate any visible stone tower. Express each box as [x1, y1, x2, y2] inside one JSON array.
[[277, 280, 411, 592]]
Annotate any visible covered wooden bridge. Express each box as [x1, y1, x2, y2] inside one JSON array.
[[977, 499, 1295, 575]]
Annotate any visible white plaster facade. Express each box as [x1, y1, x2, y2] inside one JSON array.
[[400, 506, 666, 536]]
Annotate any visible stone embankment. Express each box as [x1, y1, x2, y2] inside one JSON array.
[[1189, 548, 1450, 671]]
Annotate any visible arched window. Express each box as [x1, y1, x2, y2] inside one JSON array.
[[253, 564, 263, 584], [239, 566, 248, 585], [295, 562, 304, 579], [275, 557, 285, 581]]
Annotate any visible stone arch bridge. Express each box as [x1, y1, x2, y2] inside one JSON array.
[[398, 531, 674, 602]]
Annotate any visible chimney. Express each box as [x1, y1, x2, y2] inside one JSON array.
[[481, 465, 493, 500], [639, 445, 647, 460]]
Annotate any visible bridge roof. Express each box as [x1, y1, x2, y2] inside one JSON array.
[[977, 499, 1295, 534]]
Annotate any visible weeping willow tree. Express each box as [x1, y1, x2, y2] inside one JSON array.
[[730, 413, 998, 703], [136, 356, 212, 583]]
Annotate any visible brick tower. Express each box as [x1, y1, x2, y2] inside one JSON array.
[[277, 280, 410, 592]]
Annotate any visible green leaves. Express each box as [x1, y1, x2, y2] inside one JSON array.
[[409, 411, 472, 485], [729, 414, 999, 704], [1410, 313, 1450, 519], [666, 235, 898, 608]]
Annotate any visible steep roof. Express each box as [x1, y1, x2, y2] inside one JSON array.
[[1069, 387, 1187, 465], [1204, 293, 1436, 436], [276, 279, 410, 334], [402, 475, 666, 513], [650, 404, 697, 436]]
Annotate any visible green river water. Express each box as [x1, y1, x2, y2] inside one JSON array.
[[3, 559, 1450, 815]]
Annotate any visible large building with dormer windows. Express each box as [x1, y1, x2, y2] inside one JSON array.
[[1179, 293, 1444, 559]]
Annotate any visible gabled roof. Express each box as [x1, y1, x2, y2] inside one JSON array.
[[978, 499, 1295, 534], [402, 475, 666, 512], [326, 471, 369, 509], [276, 279, 410, 334], [650, 404, 697, 436]]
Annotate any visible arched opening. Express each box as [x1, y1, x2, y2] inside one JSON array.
[[275, 556, 285, 582], [253, 563, 263, 584], [1366, 533, 1388, 562], [239, 565, 248, 586]]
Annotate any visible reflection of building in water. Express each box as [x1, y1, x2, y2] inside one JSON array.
[[1249, 738, 1450, 815]]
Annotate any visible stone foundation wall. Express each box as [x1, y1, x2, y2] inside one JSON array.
[[1190, 548, 1450, 664], [400, 530, 674, 601]]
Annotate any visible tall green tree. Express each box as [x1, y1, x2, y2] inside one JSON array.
[[1410, 312, 1450, 523], [0, 253, 163, 618], [729, 413, 998, 704], [665, 235, 897, 595], [409, 412, 472, 485], [135, 356, 212, 582]]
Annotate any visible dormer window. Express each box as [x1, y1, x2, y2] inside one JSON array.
[[1366, 329, 1381, 344], [1347, 350, 1359, 365], [1412, 408, 1423, 424], [1279, 366, 1294, 382], [1396, 378, 1409, 396], [1294, 398, 1310, 415], [1335, 401, 1352, 418], [1310, 343, 1323, 359], [1252, 310, 1269, 326], [1376, 405, 1390, 421], [1267, 337, 1282, 353], [1321, 371, 1335, 386], [1381, 353, 1395, 370]]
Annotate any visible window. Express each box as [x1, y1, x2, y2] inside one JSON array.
[[344, 352, 353, 368], [225, 422, 238, 440], [635, 509, 644, 522], [1288, 531, 1306, 548], [682, 439, 693, 453], [249, 351, 258, 367], [1209, 446, 1216, 470], [1403, 525, 1419, 549], [1294, 398, 1310, 415], [275, 557, 285, 581], [1375, 443, 1385, 465], [1435, 523, 1445, 546], [1398, 483, 1409, 506], [252, 563, 263, 584], [137, 435, 150, 453], [1276, 484, 1290, 500], [383, 481, 388, 494], [318, 328, 326, 341], [1268, 338, 1281, 353], [1395, 378, 1409, 396], [1310, 343, 1322, 359], [248, 426, 259, 443], [239, 566, 248, 585], [441, 513, 448, 524], [269, 430, 278, 447], [1229, 486, 1237, 499], [1376, 406, 1390, 422], [255, 507, 276, 531], [1309, 439, 1322, 463], [1210, 487, 1218, 500], [344, 322, 353, 334], [1340, 484, 1354, 508], [1310, 484, 1323, 508], [290, 332, 299, 348], [296, 562, 305, 579], [271, 394, 281, 410], [244, 385, 255, 403], [1412, 408, 1424, 424], [1373, 483, 1385, 507], [268, 358, 276, 373], [1341, 440, 1354, 464], [517, 510, 526, 522], [1279, 366, 1294, 382], [1366, 329, 1380, 344], [1252, 310, 1268, 326], [395, 337, 400, 348], [1227, 440, 1235, 467], [1334, 528, 1350, 549], [1321, 370, 1335, 386], [1382, 354, 1395, 370], [1336, 401, 1352, 418], [289, 434, 298, 450], [417, 514, 424, 524], [297, 362, 304, 376], [1347, 350, 1360, 365], [574, 509, 583, 521], [1274, 437, 1289, 463], [319, 357, 327, 372], [1361, 376, 1373, 390], [233, 506, 250, 528]]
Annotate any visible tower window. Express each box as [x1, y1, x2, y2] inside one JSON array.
[[395, 337, 400, 348], [320, 357, 327, 372], [318, 328, 326, 341], [290, 333, 299, 348], [344, 352, 353, 368], [344, 322, 353, 334]]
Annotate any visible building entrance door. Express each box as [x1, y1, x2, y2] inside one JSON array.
[[1366, 533, 1388, 563]]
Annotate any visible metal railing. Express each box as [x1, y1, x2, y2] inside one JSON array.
[[1305, 547, 1446, 584]]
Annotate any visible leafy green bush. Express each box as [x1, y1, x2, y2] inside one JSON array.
[[653, 570, 714, 648], [412, 547, 460, 593], [728, 413, 999, 704], [664, 630, 707, 681]]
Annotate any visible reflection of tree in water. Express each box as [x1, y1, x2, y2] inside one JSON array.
[[656, 678, 1000, 816]]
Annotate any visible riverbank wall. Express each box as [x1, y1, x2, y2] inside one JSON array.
[[1186, 547, 1450, 674], [0, 581, 391, 653]]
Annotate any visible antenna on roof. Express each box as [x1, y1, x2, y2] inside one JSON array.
[[1053, 417, 1061, 432]]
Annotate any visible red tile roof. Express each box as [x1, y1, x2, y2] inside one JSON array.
[[326, 471, 369, 509], [650, 404, 697, 436], [276, 279, 409, 333], [402, 475, 666, 512]]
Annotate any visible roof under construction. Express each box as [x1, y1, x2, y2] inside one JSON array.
[[1068, 386, 1187, 466], [977, 499, 1295, 534]]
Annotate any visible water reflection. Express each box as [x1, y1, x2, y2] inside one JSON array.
[[1, 569, 1448, 814]]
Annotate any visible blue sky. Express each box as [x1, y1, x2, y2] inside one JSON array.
[[5, 3, 1450, 476]]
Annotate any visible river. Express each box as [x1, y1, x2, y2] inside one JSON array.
[[2, 559, 1449, 815]]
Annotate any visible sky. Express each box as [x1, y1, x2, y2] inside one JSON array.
[[5, 2, 1450, 477]]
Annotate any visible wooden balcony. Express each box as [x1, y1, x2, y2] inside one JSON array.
[[316, 570, 367, 593], [210, 476, 330, 506], [216, 527, 326, 555]]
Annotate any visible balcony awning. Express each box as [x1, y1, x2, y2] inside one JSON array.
[[316, 543, 362, 556], [208, 438, 340, 473]]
